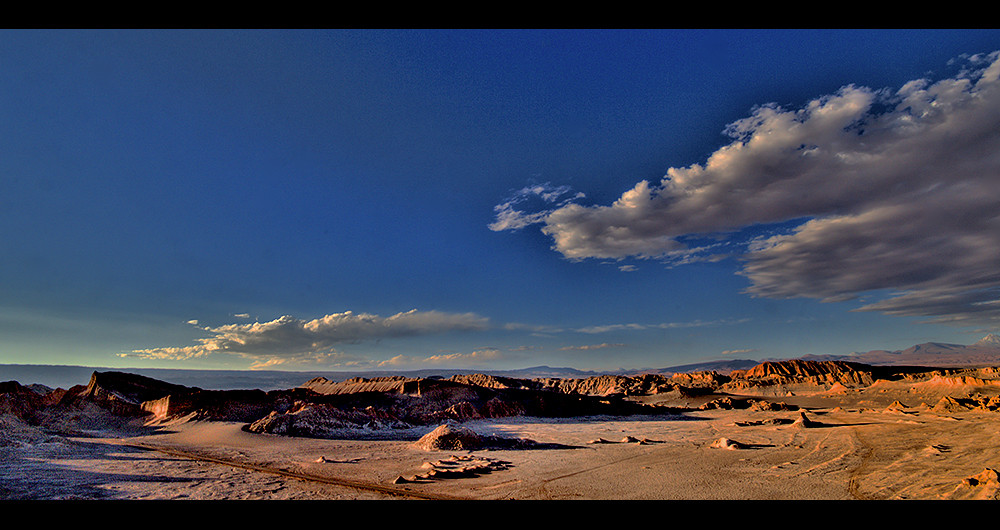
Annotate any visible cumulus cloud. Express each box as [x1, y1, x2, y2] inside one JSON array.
[[498, 51, 1000, 325], [127, 309, 490, 366]]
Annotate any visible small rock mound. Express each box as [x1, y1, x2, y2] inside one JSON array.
[[962, 468, 1000, 499], [884, 400, 909, 413], [411, 423, 542, 451], [964, 468, 1000, 487], [735, 418, 794, 427], [413, 424, 485, 451], [793, 411, 817, 428], [710, 437, 748, 450], [393, 454, 512, 484]]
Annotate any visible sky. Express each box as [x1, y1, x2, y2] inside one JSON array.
[[3, 29, 1000, 373]]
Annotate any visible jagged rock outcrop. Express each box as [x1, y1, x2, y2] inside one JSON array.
[[78, 371, 192, 416], [793, 411, 817, 428], [0, 381, 45, 423], [699, 396, 797, 411], [670, 371, 731, 388], [448, 374, 537, 391], [21, 358, 992, 445], [301, 376, 416, 395], [914, 373, 1000, 390], [530, 373, 680, 396], [724, 360, 879, 393], [247, 378, 663, 439], [245, 402, 415, 438], [733, 360, 874, 382], [932, 394, 1000, 413]]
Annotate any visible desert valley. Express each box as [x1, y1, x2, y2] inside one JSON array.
[[6, 335, 1000, 501]]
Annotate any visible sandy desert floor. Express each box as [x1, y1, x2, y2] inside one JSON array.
[[5, 378, 1000, 502]]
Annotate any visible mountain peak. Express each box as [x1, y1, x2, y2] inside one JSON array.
[[974, 333, 1000, 347]]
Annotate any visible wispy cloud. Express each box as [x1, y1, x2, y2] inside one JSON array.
[[489, 182, 585, 232], [559, 342, 626, 351], [503, 322, 566, 334], [575, 323, 647, 334], [126, 309, 489, 367], [501, 51, 1000, 325], [575, 318, 749, 334], [377, 347, 504, 368], [721, 348, 758, 356]]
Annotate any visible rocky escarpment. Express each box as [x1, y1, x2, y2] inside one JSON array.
[[11, 359, 1000, 442], [300, 376, 416, 395], [723, 360, 882, 394], [247, 376, 667, 438], [27, 371, 326, 429], [2, 370, 676, 440], [530, 374, 681, 397], [76, 371, 193, 416], [306, 372, 712, 399]]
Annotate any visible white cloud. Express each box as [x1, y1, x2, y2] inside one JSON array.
[[499, 51, 1000, 325], [422, 348, 503, 364], [489, 183, 585, 232], [575, 323, 647, 334], [376, 347, 504, 368], [574, 318, 749, 334], [127, 309, 490, 366], [559, 343, 626, 351], [503, 322, 565, 334], [721, 348, 758, 356]]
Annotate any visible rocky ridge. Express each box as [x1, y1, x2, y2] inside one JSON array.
[[7, 358, 1000, 440]]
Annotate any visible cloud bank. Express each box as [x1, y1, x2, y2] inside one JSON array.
[[127, 309, 489, 367], [495, 51, 1000, 325]]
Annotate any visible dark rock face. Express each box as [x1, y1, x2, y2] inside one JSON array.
[[0, 381, 45, 422], [78, 371, 192, 416], [244, 380, 666, 438]]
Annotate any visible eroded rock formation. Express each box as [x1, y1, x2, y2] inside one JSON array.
[[7, 359, 1000, 442]]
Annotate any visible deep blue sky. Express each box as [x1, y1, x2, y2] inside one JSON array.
[[3, 29, 1000, 372]]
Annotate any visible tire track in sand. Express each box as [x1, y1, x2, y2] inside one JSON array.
[[847, 427, 877, 500], [505, 446, 665, 500]]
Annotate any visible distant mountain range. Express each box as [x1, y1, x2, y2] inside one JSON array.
[[3, 335, 998, 391], [799, 333, 1000, 367]]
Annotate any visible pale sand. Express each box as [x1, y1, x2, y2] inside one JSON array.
[[6, 400, 1000, 501]]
